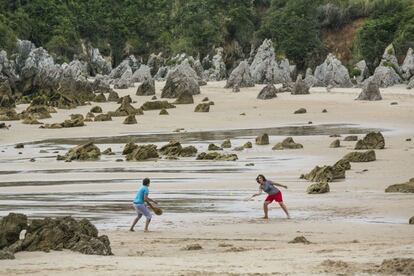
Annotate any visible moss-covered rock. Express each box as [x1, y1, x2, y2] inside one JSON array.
[[355, 132, 385, 150], [102, 147, 115, 155], [307, 182, 330, 194], [173, 90, 194, 104], [122, 142, 138, 155], [342, 150, 376, 162], [221, 139, 231, 148], [301, 165, 345, 183], [90, 106, 103, 113], [385, 178, 414, 193], [255, 133, 269, 145], [107, 91, 119, 102], [194, 103, 210, 112], [243, 141, 253, 148], [126, 144, 159, 161], [94, 113, 112, 122], [123, 114, 137, 124], [330, 139, 340, 148], [208, 143, 222, 151], [109, 96, 143, 117], [59, 142, 101, 161], [179, 146, 198, 157], [93, 93, 106, 102], [159, 108, 169, 115], [272, 137, 303, 150], [196, 152, 238, 161], [141, 100, 175, 111]]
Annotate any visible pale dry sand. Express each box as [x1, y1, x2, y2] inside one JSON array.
[[0, 81, 413, 275]]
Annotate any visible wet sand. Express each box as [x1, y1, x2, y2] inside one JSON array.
[[0, 81, 413, 275]]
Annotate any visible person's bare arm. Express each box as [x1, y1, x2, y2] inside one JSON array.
[[251, 188, 263, 197], [270, 181, 288, 189], [144, 194, 158, 204]]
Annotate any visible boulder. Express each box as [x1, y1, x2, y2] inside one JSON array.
[[208, 144, 222, 151], [221, 139, 231, 148], [22, 116, 42, 125], [250, 39, 276, 84], [113, 67, 133, 89], [401, 48, 414, 80], [107, 91, 120, 102], [126, 144, 159, 161], [0, 213, 28, 249], [352, 60, 369, 83], [256, 133, 269, 145], [196, 152, 238, 161], [109, 55, 139, 79], [225, 61, 254, 88], [159, 141, 182, 156], [147, 53, 164, 76], [159, 109, 168, 115], [173, 90, 194, 104], [102, 148, 115, 155], [194, 103, 210, 112], [410, 216, 414, 225], [313, 53, 352, 87], [0, 249, 14, 260], [294, 108, 307, 114], [161, 63, 200, 98], [141, 100, 175, 111], [291, 74, 310, 95], [344, 135, 358, 141], [333, 159, 351, 171], [122, 142, 138, 155], [377, 258, 414, 275], [109, 97, 142, 116], [86, 46, 112, 75], [91, 75, 112, 94], [207, 47, 226, 81], [257, 84, 277, 100], [90, 106, 103, 113], [342, 150, 376, 162], [356, 79, 382, 101], [60, 142, 101, 161], [307, 182, 330, 194], [244, 141, 253, 148], [369, 66, 401, 88], [179, 146, 198, 157], [272, 137, 303, 150], [123, 115, 137, 124], [330, 139, 340, 148], [20, 103, 52, 120], [0, 80, 15, 109], [94, 113, 112, 122], [301, 164, 345, 182], [385, 178, 414, 193], [354, 132, 385, 150], [93, 93, 106, 102], [288, 236, 311, 244], [0, 109, 19, 121], [132, 65, 152, 82], [136, 78, 155, 96], [19, 216, 112, 255]]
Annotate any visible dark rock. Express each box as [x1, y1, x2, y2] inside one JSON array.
[[385, 178, 414, 193], [288, 236, 311, 244], [90, 106, 103, 113], [244, 142, 253, 148], [59, 142, 101, 161], [294, 108, 307, 114], [123, 115, 137, 124], [182, 244, 202, 251], [410, 216, 414, 224], [221, 139, 231, 148], [126, 144, 159, 161], [107, 91, 119, 102], [272, 137, 303, 150], [194, 103, 210, 112], [196, 152, 238, 161], [307, 182, 330, 194], [0, 213, 28, 249], [161, 70, 200, 98], [322, 109, 328, 113], [173, 90, 194, 104], [344, 135, 358, 141], [0, 249, 15, 259], [179, 146, 198, 157], [354, 132, 385, 150], [202, 97, 209, 102], [257, 84, 277, 100], [102, 148, 115, 155], [208, 144, 222, 151], [255, 133, 269, 145], [377, 258, 414, 275], [159, 109, 169, 115], [93, 93, 106, 102], [136, 79, 155, 96], [14, 143, 24, 149], [122, 142, 138, 155], [141, 100, 175, 111], [330, 139, 340, 148], [301, 165, 345, 182], [342, 150, 376, 162], [94, 113, 112, 122], [109, 97, 143, 116]]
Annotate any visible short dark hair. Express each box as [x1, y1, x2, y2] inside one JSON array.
[[142, 178, 150, 186], [256, 174, 266, 183]]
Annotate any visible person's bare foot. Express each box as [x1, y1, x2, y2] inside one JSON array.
[[261, 216, 268, 219], [287, 215, 291, 219], [129, 229, 135, 232]]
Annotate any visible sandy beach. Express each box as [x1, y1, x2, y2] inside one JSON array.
[[1, 81, 413, 275]]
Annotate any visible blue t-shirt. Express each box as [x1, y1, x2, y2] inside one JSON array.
[[133, 186, 149, 204]]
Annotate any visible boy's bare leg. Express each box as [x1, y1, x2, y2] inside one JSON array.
[[130, 214, 142, 231], [278, 202, 290, 219], [263, 201, 270, 219], [144, 218, 151, 232]]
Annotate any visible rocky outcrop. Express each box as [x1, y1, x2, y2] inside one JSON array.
[[90, 106, 103, 113], [196, 152, 238, 161], [208, 144, 222, 151], [141, 100, 175, 111], [206, 47, 226, 81], [147, 53, 164, 76], [136, 78, 155, 96], [353, 60, 369, 84], [385, 178, 414, 193], [123, 115, 137, 124], [401, 48, 414, 80], [301, 164, 345, 182], [194, 103, 210, 112], [173, 90, 194, 104], [62, 60, 88, 81], [225, 61, 254, 88], [257, 84, 277, 99], [307, 182, 330, 194], [272, 137, 303, 150], [369, 66, 401, 88], [109, 96, 142, 116], [356, 79, 382, 101], [381, 44, 399, 71], [250, 39, 276, 84], [304, 68, 316, 87], [58, 142, 101, 161], [126, 144, 159, 161], [330, 139, 340, 148], [159, 140, 198, 157], [109, 55, 139, 79], [255, 133, 269, 145], [342, 150, 376, 162], [132, 65, 152, 83], [161, 64, 200, 98], [113, 67, 133, 89], [154, 66, 168, 81], [0, 213, 28, 250], [86, 46, 112, 76], [355, 132, 385, 150], [313, 53, 352, 87], [221, 139, 231, 148], [291, 74, 310, 95]]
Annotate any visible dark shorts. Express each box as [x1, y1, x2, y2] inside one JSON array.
[[265, 191, 283, 203]]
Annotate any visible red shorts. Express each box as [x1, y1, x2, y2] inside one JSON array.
[[265, 192, 283, 203]]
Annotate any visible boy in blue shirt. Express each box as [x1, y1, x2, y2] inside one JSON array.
[[130, 178, 158, 232]]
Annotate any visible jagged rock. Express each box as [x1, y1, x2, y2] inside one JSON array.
[[314, 53, 352, 87], [109, 55, 139, 79], [173, 90, 194, 104], [244, 141, 253, 148], [355, 132, 385, 150], [353, 60, 369, 83], [221, 139, 231, 148], [208, 144, 222, 151], [291, 74, 310, 95], [232, 85, 240, 92], [257, 84, 277, 99], [273, 58, 292, 84], [369, 66, 401, 88], [233, 146, 244, 151], [377, 258, 414, 275], [123, 115, 137, 124], [179, 146, 198, 157], [0, 122, 7, 129], [272, 137, 303, 150], [147, 53, 164, 76], [288, 236, 311, 244], [62, 60, 88, 80], [93, 93, 106, 102], [122, 142, 138, 155], [330, 139, 340, 148], [159, 141, 182, 156], [159, 109, 169, 115], [385, 178, 414, 193], [18, 216, 111, 255], [0, 109, 19, 121], [202, 97, 209, 102], [154, 66, 168, 81], [208, 101, 215, 106], [69, 113, 84, 121], [14, 40, 36, 74], [0, 249, 14, 259], [225, 61, 254, 88], [408, 77, 414, 89], [301, 164, 345, 182], [113, 67, 133, 89], [333, 159, 351, 171], [94, 113, 112, 122], [294, 108, 307, 114], [356, 79, 382, 101], [250, 39, 276, 84], [381, 44, 399, 70], [161, 65, 200, 98], [194, 103, 210, 112], [0, 80, 15, 109], [0, 213, 28, 250], [196, 152, 238, 161], [141, 100, 175, 111], [207, 47, 226, 81], [342, 150, 376, 162], [56, 77, 95, 106], [344, 135, 358, 141], [107, 91, 119, 102], [132, 65, 152, 82], [90, 106, 103, 113], [304, 68, 316, 87], [136, 79, 155, 96], [85, 112, 95, 121], [86, 46, 112, 75], [20, 104, 52, 120], [401, 48, 414, 80], [109, 97, 142, 116], [410, 216, 414, 224], [60, 142, 101, 161], [126, 144, 159, 161], [256, 133, 269, 145], [307, 182, 330, 194], [92, 75, 112, 94], [102, 148, 115, 155]]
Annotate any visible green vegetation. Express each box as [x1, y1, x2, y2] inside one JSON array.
[[0, 0, 412, 71]]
